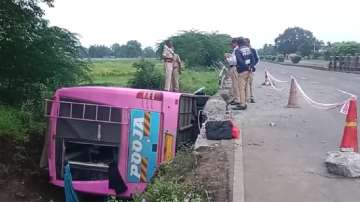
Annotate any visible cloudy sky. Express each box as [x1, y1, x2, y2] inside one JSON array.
[[42, 0, 360, 49]]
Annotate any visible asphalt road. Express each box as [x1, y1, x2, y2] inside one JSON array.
[[234, 62, 360, 202]]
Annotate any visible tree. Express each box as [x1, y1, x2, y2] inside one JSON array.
[[157, 31, 231, 68], [124, 40, 142, 58], [258, 44, 277, 56], [297, 40, 313, 56], [88, 45, 112, 58], [143, 47, 156, 58], [111, 43, 127, 58], [0, 0, 90, 105], [275, 27, 317, 56], [325, 42, 360, 56], [78, 46, 89, 58]]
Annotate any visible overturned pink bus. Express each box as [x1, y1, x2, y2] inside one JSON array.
[[41, 86, 208, 198]]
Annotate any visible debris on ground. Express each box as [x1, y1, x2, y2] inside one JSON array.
[[325, 151, 360, 177], [269, 122, 277, 127], [247, 143, 262, 147], [194, 134, 220, 152]]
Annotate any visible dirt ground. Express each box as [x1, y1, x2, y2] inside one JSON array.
[[193, 142, 234, 202], [0, 135, 63, 202]]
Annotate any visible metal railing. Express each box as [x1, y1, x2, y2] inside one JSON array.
[[44, 99, 127, 125], [328, 55, 360, 72]]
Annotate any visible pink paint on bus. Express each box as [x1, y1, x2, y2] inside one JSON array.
[[43, 86, 205, 198]]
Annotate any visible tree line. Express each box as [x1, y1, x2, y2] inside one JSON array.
[[258, 27, 360, 60], [86, 41, 156, 58], [86, 30, 233, 68]]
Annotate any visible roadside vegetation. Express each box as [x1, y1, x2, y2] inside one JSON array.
[[130, 149, 206, 202]]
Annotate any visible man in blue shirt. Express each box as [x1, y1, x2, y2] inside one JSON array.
[[245, 38, 259, 103], [234, 37, 255, 110]]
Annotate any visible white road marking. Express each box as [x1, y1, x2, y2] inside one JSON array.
[[337, 89, 357, 97]]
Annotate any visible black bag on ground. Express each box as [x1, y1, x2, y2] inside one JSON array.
[[205, 120, 232, 140]]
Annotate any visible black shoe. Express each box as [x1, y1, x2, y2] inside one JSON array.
[[232, 106, 242, 110], [250, 98, 256, 103], [230, 102, 240, 106], [232, 105, 247, 110]]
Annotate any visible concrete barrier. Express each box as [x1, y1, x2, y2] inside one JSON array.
[[328, 55, 360, 72]]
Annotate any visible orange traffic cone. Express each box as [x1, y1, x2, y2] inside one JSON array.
[[287, 78, 300, 108], [262, 71, 271, 86], [340, 98, 358, 152]]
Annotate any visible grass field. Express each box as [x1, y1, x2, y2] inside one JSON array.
[[89, 58, 218, 95]]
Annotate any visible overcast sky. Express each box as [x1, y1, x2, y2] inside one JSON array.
[[42, 0, 360, 49]]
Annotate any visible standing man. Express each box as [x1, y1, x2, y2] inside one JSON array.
[[225, 38, 240, 106], [234, 37, 255, 110], [171, 53, 182, 92], [162, 40, 175, 91], [245, 38, 259, 103]]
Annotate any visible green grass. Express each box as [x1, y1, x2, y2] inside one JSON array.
[[89, 59, 141, 86], [0, 105, 44, 141], [89, 58, 218, 95], [180, 70, 218, 95]]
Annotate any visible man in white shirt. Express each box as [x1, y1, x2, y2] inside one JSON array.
[[224, 38, 240, 105]]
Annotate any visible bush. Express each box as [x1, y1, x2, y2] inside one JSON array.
[[128, 60, 164, 90], [289, 54, 302, 64], [276, 55, 285, 62], [157, 31, 231, 68], [0, 105, 44, 142], [0, 106, 26, 139], [271, 56, 276, 61]]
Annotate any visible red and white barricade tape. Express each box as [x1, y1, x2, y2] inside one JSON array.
[[265, 70, 287, 91], [293, 76, 355, 111], [264, 69, 357, 113], [267, 71, 289, 83], [268, 74, 284, 91]]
